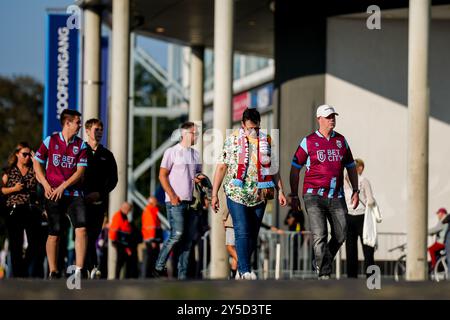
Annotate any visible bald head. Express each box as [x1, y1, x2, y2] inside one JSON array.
[[148, 196, 158, 207], [120, 202, 133, 214]]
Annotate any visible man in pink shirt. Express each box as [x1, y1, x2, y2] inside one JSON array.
[[34, 109, 88, 279], [289, 105, 359, 279], [152, 122, 201, 279]]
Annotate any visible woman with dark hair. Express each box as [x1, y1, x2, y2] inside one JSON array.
[[1, 142, 40, 277]]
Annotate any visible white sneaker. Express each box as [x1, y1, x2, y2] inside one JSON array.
[[235, 271, 257, 280]]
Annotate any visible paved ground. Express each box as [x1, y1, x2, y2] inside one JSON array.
[[0, 278, 449, 300]]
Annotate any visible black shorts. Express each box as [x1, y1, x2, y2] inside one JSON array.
[[45, 196, 86, 236]]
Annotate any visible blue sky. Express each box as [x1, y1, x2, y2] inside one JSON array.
[[0, 0, 167, 83]]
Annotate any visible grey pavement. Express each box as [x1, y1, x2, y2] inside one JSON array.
[[0, 279, 449, 300]]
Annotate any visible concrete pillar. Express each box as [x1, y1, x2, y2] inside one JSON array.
[[82, 3, 101, 126], [108, 0, 130, 279], [210, 0, 233, 279], [406, 0, 430, 281], [274, 2, 326, 227], [189, 45, 205, 157]]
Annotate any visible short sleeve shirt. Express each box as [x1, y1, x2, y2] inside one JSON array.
[[160, 143, 201, 202], [35, 132, 88, 197], [4, 166, 37, 207], [292, 130, 355, 198], [219, 129, 267, 207]]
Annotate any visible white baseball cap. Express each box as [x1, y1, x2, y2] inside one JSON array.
[[316, 104, 339, 118]]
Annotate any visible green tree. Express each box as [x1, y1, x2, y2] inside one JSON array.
[[0, 75, 43, 249], [0, 76, 43, 170]]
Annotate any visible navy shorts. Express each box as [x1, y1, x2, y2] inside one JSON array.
[[45, 196, 87, 236]]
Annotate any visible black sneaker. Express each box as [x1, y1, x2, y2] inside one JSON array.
[[79, 268, 90, 280], [151, 268, 168, 278], [48, 271, 61, 280]]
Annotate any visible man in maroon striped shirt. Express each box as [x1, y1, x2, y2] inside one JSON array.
[[289, 104, 359, 280], [34, 109, 88, 279]]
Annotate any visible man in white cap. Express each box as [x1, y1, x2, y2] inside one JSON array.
[[289, 104, 359, 279]]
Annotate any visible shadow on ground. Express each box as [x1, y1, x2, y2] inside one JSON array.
[[1, 279, 449, 300]]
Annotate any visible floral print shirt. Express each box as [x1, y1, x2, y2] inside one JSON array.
[[4, 166, 37, 207], [219, 129, 265, 207]]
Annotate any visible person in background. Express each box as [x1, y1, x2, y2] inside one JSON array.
[[428, 207, 448, 270], [95, 216, 109, 279], [1, 142, 39, 277], [109, 202, 134, 279], [284, 209, 305, 233], [344, 158, 377, 278], [141, 196, 162, 278]]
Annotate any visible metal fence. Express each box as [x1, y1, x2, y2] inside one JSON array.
[[200, 230, 436, 279], [257, 230, 315, 279], [201, 230, 316, 279]]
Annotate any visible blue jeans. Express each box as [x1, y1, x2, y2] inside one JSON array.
[[155, 202, 198, 279], [226, 197, 266, 274], [303, 194, 348, 276]]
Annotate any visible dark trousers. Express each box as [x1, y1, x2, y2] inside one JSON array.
[[115, 243, 134, 279], [142, 241, 160, 278], [6, 205, 41, 278], [85, 203, 106, 271], [304, 195, 347, 276], [345, 214, 375, 278]]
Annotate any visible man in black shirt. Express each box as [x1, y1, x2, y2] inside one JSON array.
[[83, 118, 118, 278]]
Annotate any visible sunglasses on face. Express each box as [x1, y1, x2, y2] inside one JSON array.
[[21, 152, 31, 157]]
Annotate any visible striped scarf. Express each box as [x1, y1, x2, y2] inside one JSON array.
[[232, 128, 274, 189]]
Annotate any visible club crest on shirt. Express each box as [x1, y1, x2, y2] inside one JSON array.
[[336, 140, 342, 149], [317, 150, 326, 162], [73, 146, 79, 155], [315, 142, 319, 147], [55, 145, 59, 150], [53, 154, 61, 166]]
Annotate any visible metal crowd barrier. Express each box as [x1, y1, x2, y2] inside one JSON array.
[[257, 230, 315, 279], [200, 229, 316, 279], [199, 230, 437, 279]]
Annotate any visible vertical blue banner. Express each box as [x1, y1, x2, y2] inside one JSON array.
[[250, 82, 273, 113], [99, 36, 109, 147], [43, 14, 79, 138]]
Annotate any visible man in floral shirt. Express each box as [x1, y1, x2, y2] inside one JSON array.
[[212, 108, 287, 280]]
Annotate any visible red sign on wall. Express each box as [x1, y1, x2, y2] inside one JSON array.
[[233, 92, 250, 122]]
